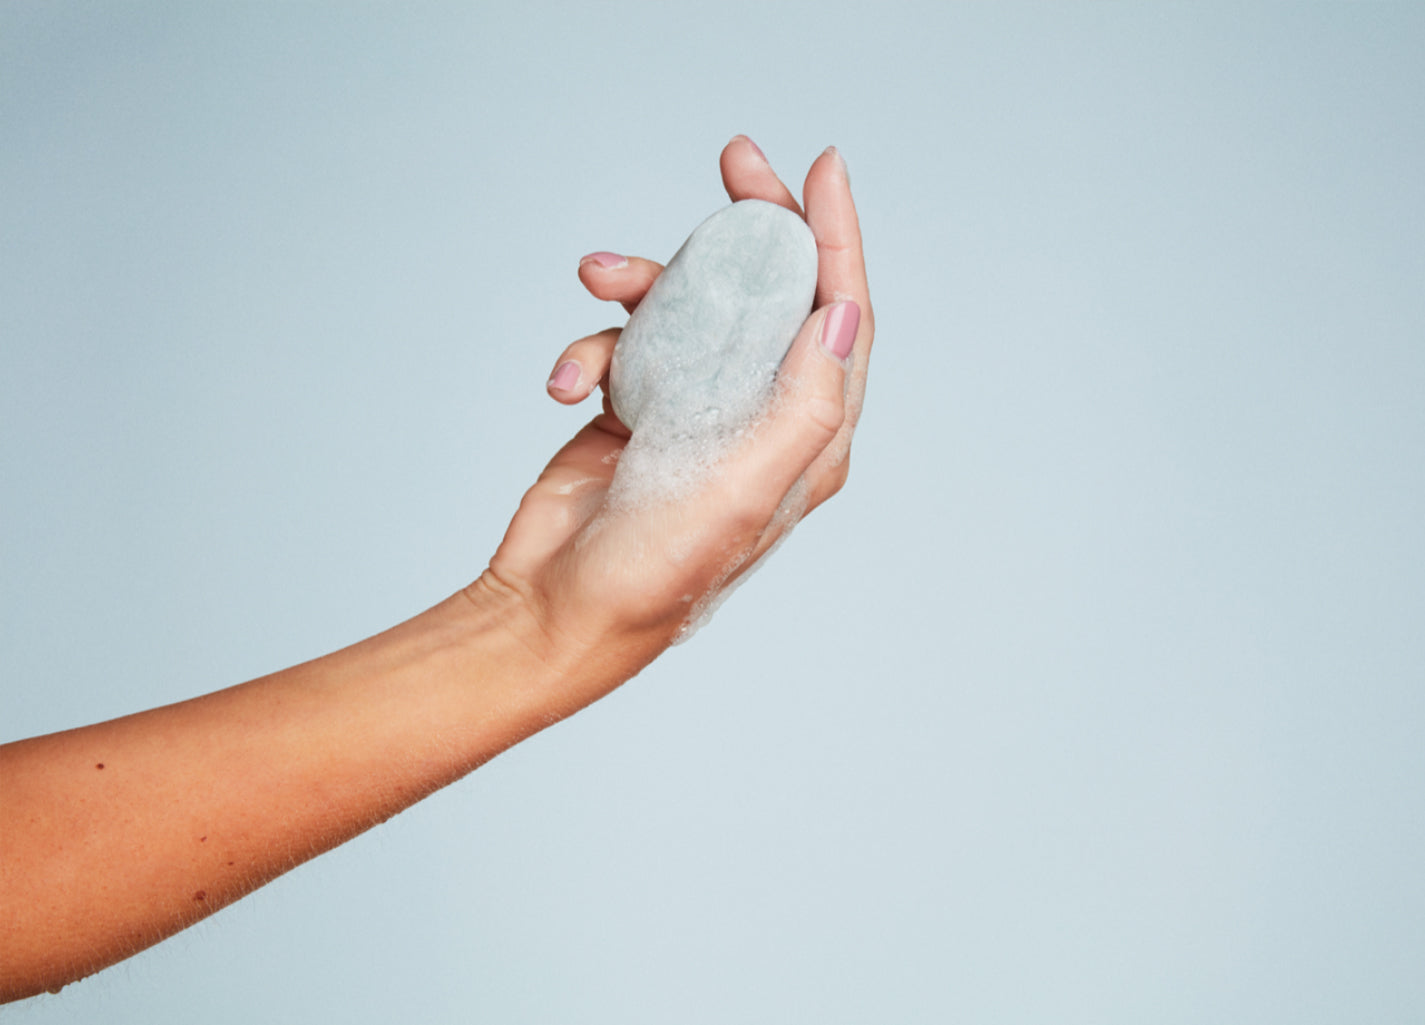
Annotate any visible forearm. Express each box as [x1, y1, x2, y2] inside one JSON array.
[[0, 584, 598, 1002]]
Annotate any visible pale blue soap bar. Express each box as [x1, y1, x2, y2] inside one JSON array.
[[610, 199, 818, 436]]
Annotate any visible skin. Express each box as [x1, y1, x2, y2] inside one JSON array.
[[0, 136, 874, 1003]]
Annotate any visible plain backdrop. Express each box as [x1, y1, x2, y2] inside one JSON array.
[[3, 4, 1423, 1023]]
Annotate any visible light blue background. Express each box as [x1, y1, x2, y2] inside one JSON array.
[[4, 4, 1423, 1022]]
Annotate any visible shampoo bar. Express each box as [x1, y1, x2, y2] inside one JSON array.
[[610, 199, 818, 437]]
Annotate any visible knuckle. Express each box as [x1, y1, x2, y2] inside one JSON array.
[[809, 452, 851, 508], [725, 489, 772, 536], [803, 392, 846, 439]]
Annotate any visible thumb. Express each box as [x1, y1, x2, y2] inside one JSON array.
[[730, 300, 861, 508]]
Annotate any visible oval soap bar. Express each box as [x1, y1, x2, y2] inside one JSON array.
[[610, 199, 818, 437]]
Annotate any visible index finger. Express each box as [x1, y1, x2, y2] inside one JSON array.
[[719, 135, 803, 215], [803, 147, 872, 323]]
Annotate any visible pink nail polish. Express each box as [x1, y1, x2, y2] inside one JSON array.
[[820, 301, 860, 360], [549, 361, 580, 391], [579, 251, 627, 270]]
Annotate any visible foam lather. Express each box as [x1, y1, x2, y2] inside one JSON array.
[[610, 199, 818, 437]]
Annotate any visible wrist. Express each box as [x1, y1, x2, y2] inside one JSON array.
[[459, 570, 655, 729]]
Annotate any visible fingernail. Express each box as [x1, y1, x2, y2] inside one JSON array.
[[579, 251, 627, 270], [548, 360, 581, 391], [740, 135, 768, 163], [820, 301, 860, 360], [823, 145, 849, 184]]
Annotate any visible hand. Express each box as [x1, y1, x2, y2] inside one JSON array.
[[472, 138, 875, 701]]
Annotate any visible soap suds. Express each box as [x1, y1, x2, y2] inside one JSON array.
[[672, 472, 810, 645]]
